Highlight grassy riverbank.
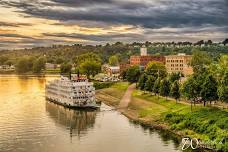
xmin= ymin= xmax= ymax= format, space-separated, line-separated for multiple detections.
xmin=96 ymin=87 xmax=228 ymax=151
xmin=96 ymin=82 xmax=129 ymax=106
xmin=131 ymin=90 xmax=228 ymax=151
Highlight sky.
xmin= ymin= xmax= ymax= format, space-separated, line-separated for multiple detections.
xmin=0 ymin=0 xmax=228 ymax=50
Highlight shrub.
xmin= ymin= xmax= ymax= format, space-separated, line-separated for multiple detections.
xmin=94 ymin=82 xmax=114 ymax=90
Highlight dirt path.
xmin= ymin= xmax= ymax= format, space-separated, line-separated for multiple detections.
xmin=118 ymin=83 xmax=136 ymax=109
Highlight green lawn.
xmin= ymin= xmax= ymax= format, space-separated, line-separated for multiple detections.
xmin=45 ymin=68 xmax=60 ymax=74
xmin=111 ymin=82 xmax=129 ymax=91
xmin=131 ymin=90 xmax=228 ymax=151
xmin=95 ymin=82 xmax=129 ymax=106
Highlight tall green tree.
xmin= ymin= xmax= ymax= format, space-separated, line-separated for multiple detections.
xmin=217 ymin=72 xmax=228 ymax=103
xmin=108 ymin=55 xmax=119 ymax=66
xmin=144 ymin=75 xmax=156 ymax=93
xmin=170 ymin=80 xmax=180 ymax=103
xmin=153 ymin=77 xmax=161 ymax=96
xmin=60 ymin=63 xmax=72 ymax=74
xmin=33 ymin=57 xmax=46 ymax=73
xmin=138 ymin=73 xmax=147 ymax=90
xmin=182 ymin=76 xmax=198 ymax=111
xmin=75 ymin=52 xmax=101 ymax=66
xmin=159 ymin=79 xmax=170 ymax=99
xmin=190 ymin=50 xmax=212 ymax=73
xmin=146 ymin=61 xmax=167 ymax=78
xmin=209 ymin=55 xmax=228 ymax=81
xmin=55 ymin=57 xmax=64 ymax=64
xmin=80 ymin=60 xmax=101 ymax=79
xmin=169 ymin=72 xmax=181 ymax=83
xmin=200 ymin=75 xmax=218 ymax=106
xmin=0 ymin=56 xmax=8 ymax=65
xmin=126 ymin=65 xmax=140 ymax=83
xmin=16 ymin=57 xmax=30 ymax=73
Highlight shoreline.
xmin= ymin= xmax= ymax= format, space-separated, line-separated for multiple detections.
xmin=100 ymin=95 xmax=184 ymax=137
xmin=0 ymin=73 xmax=60 ymax=76
xmin=96 ymin=87 xmax=219 ymax=151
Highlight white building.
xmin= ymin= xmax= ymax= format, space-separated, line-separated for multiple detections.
xmin=140 ymin=46 xmax=147 ymax=56
xmin=0 ymin=65 xmax=15 ymax=70
xmin=45 ymin=63 xmax=59 ymax=69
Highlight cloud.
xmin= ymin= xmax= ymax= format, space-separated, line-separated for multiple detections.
xmin=0 ymin=21 xmax=31 ymax=27
xmin=0 ymin=33 xmax=32 ymax=39
xmin=0 ymin=0 xmax=228 ymax=49
xmin=1 ymin=0 xmax=228 ymax=29
xmin=44 ymin=32 xmax=143 ymax=42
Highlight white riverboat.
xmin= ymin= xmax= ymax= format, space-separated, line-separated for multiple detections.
xmin=45 ymin=75 xmax=99 ymax=109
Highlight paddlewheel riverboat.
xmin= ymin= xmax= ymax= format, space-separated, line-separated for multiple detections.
xmin=45 ymin=75 xmax=99 ymax=109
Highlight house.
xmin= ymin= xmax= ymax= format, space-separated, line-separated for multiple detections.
xmin=0 ymin=65 xmax=15 ymax=70
xmin=102 ymin=64 xmax=120 ymax=77
xmin=45 ymin=63 xmax=59 ymax=69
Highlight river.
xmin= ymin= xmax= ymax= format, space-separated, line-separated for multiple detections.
xmin=0 ymin=75 xmax=182 ymax=152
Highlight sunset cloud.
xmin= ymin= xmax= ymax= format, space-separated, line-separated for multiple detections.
xmin=0 ymin=0 xmax=227 ymax=49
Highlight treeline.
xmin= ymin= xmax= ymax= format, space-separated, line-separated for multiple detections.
xmin=15 ymin=56 xmax=46 ymax=73
xmin=9 ymin=52 xmax=103 ymax=77
xmin=122 ymin=51 xmax=228 ymax=105
xmin=0 ymin=39 xmax=228 ymax=67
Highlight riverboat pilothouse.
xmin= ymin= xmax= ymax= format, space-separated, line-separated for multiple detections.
xmin=45 ymin=74 xmax=99 ymax=109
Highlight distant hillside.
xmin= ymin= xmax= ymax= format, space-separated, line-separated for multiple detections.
xmin=0 ymin=42 xmax=227 ymax=65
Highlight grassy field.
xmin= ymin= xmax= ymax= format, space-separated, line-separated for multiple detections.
xmin=45 ymin=68 xmax=60 ymax=74
xmin=131 ymin=90 xmax=228 ymax=151
xmin=96 ymin=82 xmax=129 ymax=106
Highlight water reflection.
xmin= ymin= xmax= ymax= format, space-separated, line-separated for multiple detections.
xmin=0 ymin=75 xmax=182 ymax=152
xmin=130 ymin=120 xmax=181 ymax=149
xmin=46 ymin=101 xmax=97 ymax=137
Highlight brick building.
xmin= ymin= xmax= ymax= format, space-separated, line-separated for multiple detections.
xmin=130 ymin=55 xmax=165 ymax=66
xmin=165 ymin=53 xmax=193 ymax=76
xmin=130 ymin=46 xmax=165 ymax=67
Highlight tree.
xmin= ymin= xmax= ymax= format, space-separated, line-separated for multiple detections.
xmin=75 ymin=52 xmax=102 ymax=79
xmin=190 ymin=50 xmax=212 ymax=73
xmin=56 ymin=57 xmax=64 ymax=64
xmin=0 ymin=56 xmax=8 ymax=65
xmin=153 ymin=77 xmax=161 ymax=96
xmin=194 ymin=40 xmax=204 ymax=46
xmin=120 ymin=69 xmax=127 ymax=80
xmin=126 ymin=65 xmax=140 ymax=83
xmin=205 ymin=40 xmax=213 ymax=45
xmin=144 ymin=75 xmax=156 ymax=93
xmin=138 ymin=73 xmax=147 ymax=90
xmin=75 ymin=52 xmax=101 ymax=66
xmin=80 ymin=60 xmax=101 ymax=79
xmin=60 ymin=63 xmax=72 ymax=74
xmin=169 ymin=72 xmax=181 ymax=83
xmin=109 ymin=55 xmax=119 ymax=66
xmin=146 ymin=61 xmax=167 ymax=78
xmin=159 ymin=79 xmax=170 ymax=99
xmin=182 ymin=76 xmax=198 ymax=111
xmin=170 ymin=80 xmax=180 ymax=103
xmin=16 ymin=57 xmax=30 ymax=73
xmin=27 ymin=56 xmax=36 ymax=71
xmin=200 ymin=75 xmax=218 ymax=106
xmin=33 ymin=57 xmax=46 ymax=73
xmin=222 ymin=38 xmax=228 ymax=45
xmin=4 ymin=60 xmax=13 ymax=66
xmin=217 ymin=72 xmax=228 ymax=103
xmin=217 ymin=55 xmax=228 ymax=77
xmin=209 ymin=55 xmax=228 ymax=83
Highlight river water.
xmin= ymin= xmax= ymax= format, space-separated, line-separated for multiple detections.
xmin=0 ymin=75 xmax=182 ymax=152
